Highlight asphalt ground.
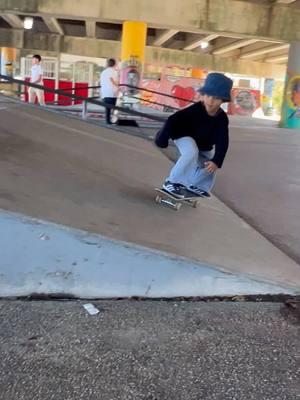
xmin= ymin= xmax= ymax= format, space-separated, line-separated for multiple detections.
xmin=0 ymin=299 xmax=299 ymax=400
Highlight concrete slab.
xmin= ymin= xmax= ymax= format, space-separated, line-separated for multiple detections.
xmin=214 ymin=116 xmax=300 ymax=266
xmin=1 ymin=210 xmax=293 ymax=298
xmin=0 ymin=100 xmax=300 ymax=292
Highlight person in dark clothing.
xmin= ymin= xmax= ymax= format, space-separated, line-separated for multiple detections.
xmin=155 ymin=72 xmax=233 ymax=198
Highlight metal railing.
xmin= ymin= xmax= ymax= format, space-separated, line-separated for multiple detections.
xmin=119 ymin=83 xmax=197 ymax=105
xmin=0 ymin=74 xmax=167 ymax=124
xmin=0 ymin=74 xmax=198 ymax=115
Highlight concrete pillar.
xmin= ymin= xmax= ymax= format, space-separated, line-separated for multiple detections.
xmin=262 ymin=78 xmax=275 ymax=115
xmin=120 ymin=21 xmax=147 ymax=95
xmin=1 ymin=47 xmax=16 ymax=77
xmin=280 ymin=42 xmax=300 ymax=129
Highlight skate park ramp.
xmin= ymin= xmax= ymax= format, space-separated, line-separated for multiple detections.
xmin=0 ymin=96 xmax=300 ymax=297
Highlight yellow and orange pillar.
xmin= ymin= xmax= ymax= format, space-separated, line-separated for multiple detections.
xmin=119 ymin=21 xmax=147 ymax=94
xmin=1 ymin=47 xmax=16 ymax=77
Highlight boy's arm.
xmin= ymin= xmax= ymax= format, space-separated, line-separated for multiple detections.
xmin=154 ymin=113 xmax=178 ymax=148
xmin=110 ymin=77 xmax=118 ymax=87
xmin=110 ymin=70 xmax=119 ymax=88
xmin=210 ymin=117 xmax=229 ymax=168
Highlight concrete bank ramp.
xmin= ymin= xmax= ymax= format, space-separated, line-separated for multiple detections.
xmin=0 ymin=98 xmax=299 ymax=296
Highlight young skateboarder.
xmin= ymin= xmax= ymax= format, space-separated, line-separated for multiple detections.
xmin=155 ymin=72 xmax=233 ymax=198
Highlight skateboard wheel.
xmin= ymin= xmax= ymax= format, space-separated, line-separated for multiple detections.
xmin=155 ymin=195 xmax=162 ymax=203
xmin=192 ymin=201 xmax=198 ymax=208
xmin=175 ymin=203 xmax=181 ymax=211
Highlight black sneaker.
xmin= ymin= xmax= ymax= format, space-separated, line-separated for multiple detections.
xmin=163 ymin=181 xmax=186 ymax=198
xmin=188 ymin=185 xmax=211 ymax=198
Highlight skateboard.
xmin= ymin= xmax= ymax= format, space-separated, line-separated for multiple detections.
xmin=155 ymin=188 xmax=200 ymax=211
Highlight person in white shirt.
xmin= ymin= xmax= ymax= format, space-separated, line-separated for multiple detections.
xmin=100 ymin=58 xmax=119 ymax=124
xmin=28 ymin=54 xmax=45 ymax=106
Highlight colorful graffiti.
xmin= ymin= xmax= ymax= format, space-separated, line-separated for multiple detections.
xmin=287 ymin=75 xmax=300 ymax=118
xmin=171 ymin=85 xmax=196 ymax=108
xmin=119 ymin=58 xmax=141 ymax=95
xmin=140 ymin=75 xmax=204 ymax=111
xmin=228 ymin=88 xmax=261 ymax=116
xmin=281 ymin=74 xmax=300 ymax=129
xmin=261 ymin=78 xmax=275 ymax=115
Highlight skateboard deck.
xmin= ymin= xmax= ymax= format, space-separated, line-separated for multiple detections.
xmin=155 ymin=188 xmax=200 ymax=210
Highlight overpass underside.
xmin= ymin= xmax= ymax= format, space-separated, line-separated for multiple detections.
xmin=1 ymin=0 xmax=300 ymax=78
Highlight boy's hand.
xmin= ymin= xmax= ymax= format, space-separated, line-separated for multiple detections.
xmin=204 ymin=161 xmax=218 ymax=173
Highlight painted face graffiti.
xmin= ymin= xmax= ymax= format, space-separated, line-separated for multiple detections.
xmin=286 ymin=76 xmax=300 ymax=119
xmin=291 ymin=79 xmax=300 ymax=108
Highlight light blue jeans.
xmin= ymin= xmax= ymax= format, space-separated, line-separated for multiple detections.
xmin=167 ymin=137 xmax=216 ymax=191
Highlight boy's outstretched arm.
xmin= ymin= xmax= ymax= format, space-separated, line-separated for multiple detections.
xmin=154 ymin=114 xmax=178 ymax=148
xmin=210 ymin=117 xmax=229 ymax=169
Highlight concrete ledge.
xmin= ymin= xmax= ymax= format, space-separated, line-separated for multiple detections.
xmin=0 ymin=210 xmax=295 ymax=298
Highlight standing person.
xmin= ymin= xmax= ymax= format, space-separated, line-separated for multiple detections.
xmin=155 ymin=72 xmax=233 ymax=198
xmin=28 ymin=54 xmax=45 ymax=106
xmin=100 ymin=58 xmax=119 ymax=124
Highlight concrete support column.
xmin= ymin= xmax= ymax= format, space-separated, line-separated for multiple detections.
xmin=120 ymin=21 xmax=147 ymax=95
xmin=262 ymin=78 xmax=275 ymax=115
xmin=280 ymin=42 xmax=300 ymax=129
xmin=1 ymin=47 xmax=16 ymax=77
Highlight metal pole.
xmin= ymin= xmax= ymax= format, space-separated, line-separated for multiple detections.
xmin=82 ymin=100 xmax=88 ymax=120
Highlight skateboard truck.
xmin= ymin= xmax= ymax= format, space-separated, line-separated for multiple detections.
xmin=155 ymin=188 xmax=199 ymax=211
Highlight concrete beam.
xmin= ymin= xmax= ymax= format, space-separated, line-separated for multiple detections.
xmin=86 ymin=21 xmax=96 ymax=38
xmin=146 ymin=45 xmax=286 ymax=79
xmin=212 ymin=39 xmax=258 ymax=55
xmin=0 ymin=28 xmax=23 ymax=48
xmin=2 ymin=13 xmax=23 ymax=29
xmin=152 ymin=29 xmax=178 ymax=47
xmin=1 ymin=29 xmax=286 ymax=79
xmin=183 ymin=34 xmax=219 ymax=51
xmin=43 ymin=17 xmax=64 ymax=35
xmin=265 ymin=54 xmax=289 ymax=63
xmin=62 ymin=36 xmax=120 ymax=59
xmin=240 ymin=43 xmax=289 ymax=59
xmin=23 ymin=31 xmax=62 ymax=53
xmin=1 ymin=0 xmax=300 ymax=42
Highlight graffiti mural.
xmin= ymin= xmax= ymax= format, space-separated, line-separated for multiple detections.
xmin=228 ymin=88 xmax=261 ymax=116
xmin=140 ymin=75 xmax=204 ymax=111
xmin=281 ymin=74 xmax=300 ymax=128
xmin=287 ymin=76 xmax=300 ymax=119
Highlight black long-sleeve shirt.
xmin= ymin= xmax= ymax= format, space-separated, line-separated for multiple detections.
xmin=155 ymin=102 xmax=229 ymax=168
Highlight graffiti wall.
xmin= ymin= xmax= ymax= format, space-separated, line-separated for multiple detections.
xmin=281 ymin=74 xmax=300 ymax=128
xmin=228 ymin=88 xmax=261 ymax=116
xmin=140 ymin=75 xmax=204 ymax=111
